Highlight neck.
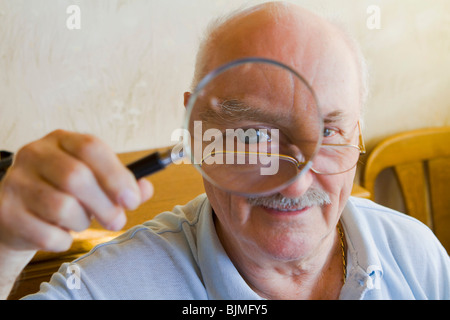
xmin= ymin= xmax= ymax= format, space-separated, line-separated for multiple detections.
xmin=214 ymin=216 xmax=345 ymax=300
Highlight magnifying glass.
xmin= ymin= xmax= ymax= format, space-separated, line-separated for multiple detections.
xmin=127 ymin=57 xmax=323 ymax=196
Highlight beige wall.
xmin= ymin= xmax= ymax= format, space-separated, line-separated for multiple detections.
xmin=1 ymin=0 xmax=449 ymax=197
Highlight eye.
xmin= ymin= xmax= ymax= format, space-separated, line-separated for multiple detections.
xmin=237 ymin=129 xmax=271 ymax=144
xmin=323 ymin=127 xmax=337 ymax=138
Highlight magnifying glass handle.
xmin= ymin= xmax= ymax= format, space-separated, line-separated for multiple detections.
xmin=0 ymin=151 xmax=14 ymax=182
xmin=126 ymin=148 xmax=177 ymax=180
xmin=0 ymin=148 xmax=178 ymax=183
xmin=127 ymin=152 xmax=167 ymax=180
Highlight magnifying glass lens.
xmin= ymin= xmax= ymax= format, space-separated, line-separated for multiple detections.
xmin=184 ymin=58 xmax=323 ymax=196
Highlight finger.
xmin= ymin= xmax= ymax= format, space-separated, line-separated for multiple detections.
xmin=37 ymin=146 xmax=126 ymax=231
xmin=19 ymin=210 xmax=73 ymax=252
xmin=0 ymin=202 xmax=73 ymax=252
xmin=16 ymin=172 xmax=91 ymax=232
xmin=57 ymin=131 xmax=142 ymax=210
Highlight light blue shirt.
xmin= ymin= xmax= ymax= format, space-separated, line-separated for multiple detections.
xmin=23 ymin=195 xmax=450 ymax=300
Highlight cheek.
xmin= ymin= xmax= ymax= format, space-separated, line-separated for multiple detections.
xmin=317 ymin=169 xmax=355 ymax=215
xmin=203 ymin=180 xmax=250 ymax=229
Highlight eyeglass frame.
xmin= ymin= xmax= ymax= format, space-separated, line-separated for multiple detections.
xmin=285 ymin=120 xmax=366 ymax=175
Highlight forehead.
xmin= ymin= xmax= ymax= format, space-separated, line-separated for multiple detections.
xmin=193 ymin=59 xmax=360 ymax=135
xmin=203 ymin=8 xmax=362 ymax=125
xmin=193 ymin=61 xmax=321 ymax=126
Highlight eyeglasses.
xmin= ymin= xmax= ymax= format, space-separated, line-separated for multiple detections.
xmin=199 ymin=121 xmax=366 ymax=194
xmin=282 ymin=120 xmax=366 ymax=175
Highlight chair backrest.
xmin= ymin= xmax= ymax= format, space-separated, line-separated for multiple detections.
xmin=363 ymin=127 xmax=450 ymax=253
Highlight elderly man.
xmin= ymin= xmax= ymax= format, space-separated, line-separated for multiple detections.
xmin=0 ymin=2 xmax=449 ymax=300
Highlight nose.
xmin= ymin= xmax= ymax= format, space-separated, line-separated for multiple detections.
xmin=277 ymin=169 xmax=314 ymax=199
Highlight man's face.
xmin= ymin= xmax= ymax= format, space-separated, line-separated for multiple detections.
xmin=191 ymin=8 xmax=362 ymax=263
xmin=202 ymin=88 xmax=361 ymax=262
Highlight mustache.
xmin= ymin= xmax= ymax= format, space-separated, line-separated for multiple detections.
xmin=247 ymin=187 xmax=331 ymax=210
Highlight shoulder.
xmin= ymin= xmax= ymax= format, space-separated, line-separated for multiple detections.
xmin=75 ymin=193 xmax=210 ymax=273
xmin=80 ymin=194 xmax=209 ymax=260
xmin=344 ymin=197 xmax=450 ymax=299
xmin=347 ymin=196 xmax=432 ymax=236
xmin=24 ymin=194 xmax=210 ymax=300
xmin=346 ymin=196 xmax=445 ymax=254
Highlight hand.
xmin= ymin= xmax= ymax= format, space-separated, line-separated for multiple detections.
xmin=0 ymin=130 xmax=153 ymax=253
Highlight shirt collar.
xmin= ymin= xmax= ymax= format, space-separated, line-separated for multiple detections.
xmin=339 ymin=197 xmax=384 ymax=299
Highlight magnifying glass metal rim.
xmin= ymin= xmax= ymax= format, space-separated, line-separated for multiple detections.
xmin=183 ymin=56 xmax=324 ymax=197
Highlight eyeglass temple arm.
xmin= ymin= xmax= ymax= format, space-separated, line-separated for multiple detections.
xmin=358 ymin=121 xmax=366 ymax=154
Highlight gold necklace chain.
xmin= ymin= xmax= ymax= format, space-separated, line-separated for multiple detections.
xmin=337 ymin=223 xmax=347 ymax=284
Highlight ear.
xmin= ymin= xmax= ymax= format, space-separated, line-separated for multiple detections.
xmin=183 ymin=92 xmax=191 ymax=108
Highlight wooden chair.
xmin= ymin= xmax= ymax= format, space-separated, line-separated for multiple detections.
xmin=363 ymin=127 xmax=450 ymax=253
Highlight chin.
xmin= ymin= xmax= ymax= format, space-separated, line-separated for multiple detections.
xmin=251 ymin=228 xmax=319 ymax=262
xmin=248 ymin=208 xmax=337 ymax=262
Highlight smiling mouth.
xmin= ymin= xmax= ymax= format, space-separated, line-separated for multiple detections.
xmin=261 ymin=205 xmax=309 ymax=212
xmin=259 ymin=205 xmax=312 ymax=216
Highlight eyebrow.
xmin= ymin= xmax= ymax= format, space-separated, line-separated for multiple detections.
xmin=323 ymin=110 xmax=347 ymax=124
xmin=199 ymin=99 xmax=287 ymax=125
xmin=200 ymin=99 xmax=346 ymax=131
